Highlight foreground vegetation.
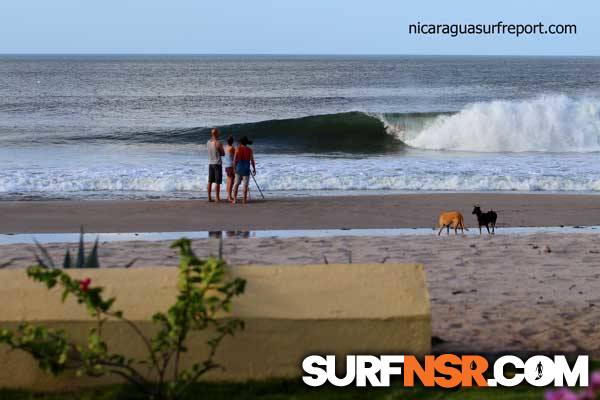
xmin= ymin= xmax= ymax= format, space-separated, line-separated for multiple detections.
xmin=0 ymin=236 xmax=245 ymax=400
xmin=0 ymin=380 xmax=549 ymax=400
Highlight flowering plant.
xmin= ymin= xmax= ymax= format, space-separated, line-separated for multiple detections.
xmin=545 ymin=371 xmax=600 ymax=400
xmin=0 ymin=238 xmax=245 ymax=400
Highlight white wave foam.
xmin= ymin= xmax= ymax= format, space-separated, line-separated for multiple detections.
xmin=4 ymin=174 xmax=600 ymax=193
xmin=3 ymin=161 xmax=600 ymax=195
xmin=382 ymin=95 xmax=600 ymax=152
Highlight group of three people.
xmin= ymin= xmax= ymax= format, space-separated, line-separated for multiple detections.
xmin=207 ymin=128 xmax=257 ymax=204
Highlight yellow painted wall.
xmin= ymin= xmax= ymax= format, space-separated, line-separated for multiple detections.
xmin=0 ymin=264 xmax=430 ymax=390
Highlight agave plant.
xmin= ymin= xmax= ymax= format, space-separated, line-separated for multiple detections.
xmin=33 ymin=228 xmax=134 ymax=269
xmin=61 ymin=236 xmax=100 ymax=269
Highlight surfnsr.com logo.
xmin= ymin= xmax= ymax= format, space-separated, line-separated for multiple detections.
xmin=302 ymin=355 xmax=589 ymax=388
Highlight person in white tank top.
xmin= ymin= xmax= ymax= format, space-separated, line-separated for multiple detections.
xmin=223 ymin=135 xmax=236 ymax=201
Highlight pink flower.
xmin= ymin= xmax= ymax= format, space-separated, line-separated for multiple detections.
xmin=577 ymin=388 xmax=596 ymax=400
xmin=590 ymin=371 xmax=600 ymax=391
xmin=546 ymin=371 xmax=600 ymax=400
xmin=545 ymin=388 xmax=578 ymax=400
xmin=79 ymin=278 xmax=91 ymax=293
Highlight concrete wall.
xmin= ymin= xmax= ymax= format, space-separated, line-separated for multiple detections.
xmin=0 ymin=264 xmax=430 ymax=390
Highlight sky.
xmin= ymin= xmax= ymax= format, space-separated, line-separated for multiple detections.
xmin=1 ymin=0 xmax=598 ymax=55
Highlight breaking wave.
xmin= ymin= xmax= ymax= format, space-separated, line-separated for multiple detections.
xmin=26 ymin=95 xmax=599 ymax=154
xmin=382 ymin=95 xmax=600 ymax=152
xmin=67 ymin=112 xmax=401 ymax=153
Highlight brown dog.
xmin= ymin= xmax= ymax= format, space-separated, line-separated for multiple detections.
xmin=437 ymin=211 xmax=467 ymax=235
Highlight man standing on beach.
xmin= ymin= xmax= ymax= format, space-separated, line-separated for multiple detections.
xmin=207 ymin=128 xmax=225 ymax=202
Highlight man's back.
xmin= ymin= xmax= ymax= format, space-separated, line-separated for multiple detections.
xmin=207 ymin=139 xmax=222 ymax=165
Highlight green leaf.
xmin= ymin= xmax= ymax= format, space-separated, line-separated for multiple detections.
xmin=85 ymin=237 xmax=100 ymax=269
xmin=34 ymin=240 xmax=55 ymax=269
xmin=63 ymin=249 xmax=73 ymax=269
xmin=75 ymin=228 xmax=85 ymax=268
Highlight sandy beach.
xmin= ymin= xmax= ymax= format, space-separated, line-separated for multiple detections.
xmin=2 ymin=232 xmax=599 ymax=357
xmin=2 ymin=193 xmax=600 ymax=356
xmin=2 ymin=193 xmax=600 ymax=233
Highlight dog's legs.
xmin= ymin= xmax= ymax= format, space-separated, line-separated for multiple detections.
xmin=438 ymin=226 xmax=444 ymax=236
xmin=479 ymin=225 xmax=482 ymax=235
xmin=447 ymin=225 xmax=450 ymax=235
xmin=492 ymin=223 xmax=495 ymax=234
xmin=486 ymin=225 xmax=490 ymax=235
xmin=454 ymin=226 xmax=458 ymax=235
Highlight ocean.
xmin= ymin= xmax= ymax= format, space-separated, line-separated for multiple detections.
xmin=1 ymin=55 xmax=599 ymax=200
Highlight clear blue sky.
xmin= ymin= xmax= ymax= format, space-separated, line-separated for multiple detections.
xmin=1 ymin=0 xmax=598 ymax=55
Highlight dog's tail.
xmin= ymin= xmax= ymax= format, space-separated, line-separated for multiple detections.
xmin=459 ymin=215 xmax=469 ymax=231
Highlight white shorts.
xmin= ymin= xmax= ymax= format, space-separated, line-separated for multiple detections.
xmin=235 ymin=174 xmax=249 ymax=188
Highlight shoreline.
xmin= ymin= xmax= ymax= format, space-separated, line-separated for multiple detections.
xmin=2 ymin=193 xmax=600 ymax=233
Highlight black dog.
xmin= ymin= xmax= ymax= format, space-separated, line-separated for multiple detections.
xmin=472 ymin=205 xmax=497 ymax=235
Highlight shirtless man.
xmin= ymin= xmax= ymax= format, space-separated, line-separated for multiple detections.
xmin=207 ymin=128 xmax=225 ymax=202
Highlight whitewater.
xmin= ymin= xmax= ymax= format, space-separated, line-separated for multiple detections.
xmin=3 ymin=149 xmax=600 ymax=197
xmin=385 ymin=95 xmax=600 ymax=152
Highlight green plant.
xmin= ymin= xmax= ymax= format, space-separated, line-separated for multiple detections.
xmin=33 ymin=228 xmax=136 ymax=269
xmin=0 ymin=238 xmax=246 ymax=400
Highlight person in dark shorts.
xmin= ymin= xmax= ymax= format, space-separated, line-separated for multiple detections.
xmin=223 ymin=135 xmax=236 ymax=201
xmin=207 ymin=128 xmax=225 ymax=202
xmin=232 ymin=136 xmax=256 ymax=204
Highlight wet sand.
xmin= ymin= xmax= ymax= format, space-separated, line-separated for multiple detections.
xmin=2 ymin=233 xmax=600 ymax=356
xmin=2 ymin=193 xmax=600 ymax=233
